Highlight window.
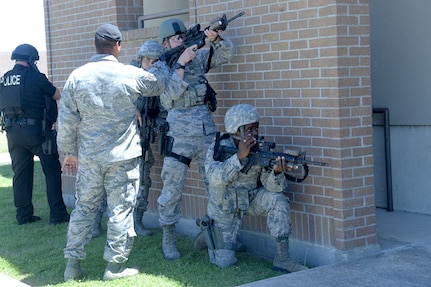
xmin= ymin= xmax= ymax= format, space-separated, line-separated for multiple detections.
xmin=139 ymin=0 xmax=189 ymax=28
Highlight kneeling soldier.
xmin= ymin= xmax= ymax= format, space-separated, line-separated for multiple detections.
xmin=201 ymin=104 xmax=308 ymax=272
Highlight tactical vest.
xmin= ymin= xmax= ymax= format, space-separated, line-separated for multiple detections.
xmin=0 ymin=69 xmax=27 ymax=117
xmin=166 ymin=67 xmax=208 ymax=109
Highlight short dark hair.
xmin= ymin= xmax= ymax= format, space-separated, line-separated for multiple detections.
xmin=95 ymin=34 xmax=119 ymax=54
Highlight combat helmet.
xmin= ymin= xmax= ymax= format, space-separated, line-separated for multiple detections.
xmin=137 ymin=40 xmax=166 ymax=60
xmin=11 ymin=44 xmax=39 ymax=63
xmin=158 ymin=18 xmax=186 ymax=43
xmin=224 ymin=104 xmax=260 ymax=134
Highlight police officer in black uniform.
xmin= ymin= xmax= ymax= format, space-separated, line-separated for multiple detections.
xmin=0 ymin=44 xmax=70 ymax=225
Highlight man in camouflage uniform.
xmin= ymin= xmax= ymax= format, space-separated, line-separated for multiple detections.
xmin=58 ymin=23 xmax=167 ymax=281
xmin=91 ymin=40 xmax=167 ymax=238
xmin=203 ymin=104 xmax=309 ymax=272
xmin=156 ymin=18 xmax=234 ymax=260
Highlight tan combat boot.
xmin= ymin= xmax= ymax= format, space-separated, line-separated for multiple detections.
xmin=162 ymin=224 xmax=180 ymax=260
xmin=64 ymin=258 xmax=86 ymax=282
xmin=272 ymin=238 xmax=309 ymax=273
xmin=103 ymin=262 xmax=139 ymax=281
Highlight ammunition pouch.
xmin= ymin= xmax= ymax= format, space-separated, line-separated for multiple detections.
xmin=163 ymin=136 xmax=192 ymax=166
xmin=170 ymin=83 xmax=207 ymax=109
xmin=42 ymin=129 xmax=58 ymax=155
xmin=196 ymin=215 xmax=235 ymax=251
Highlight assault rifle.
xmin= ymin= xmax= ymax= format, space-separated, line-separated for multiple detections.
xmin=161 ymin=11 xmax=245 ymax=67
xmin=213 ymin=132 xmax=328 ymax=183
xmin=130 ymin=60 xmax=159 ymax=162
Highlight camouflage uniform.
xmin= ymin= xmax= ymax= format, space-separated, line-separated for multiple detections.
xmin=205 ymin=135 xmax=292 ymax=257
xmin=155 ymin=20 xmax=234 ymax=260
xmin=203 ymin=104 xmax=308 ymax=272
xmin=157 ymin=38 xmax=234 ymax=227
xmin=58 ymin=53 xmax=165 ymax=264
xmin=91 ymin=41 xmax=175 ymax=239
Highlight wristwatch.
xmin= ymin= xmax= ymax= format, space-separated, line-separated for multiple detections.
xmin=174 ymin=62 xmax=186 ymax=70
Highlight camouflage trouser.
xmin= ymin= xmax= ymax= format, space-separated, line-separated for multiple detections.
xmin=92 ymin=148 xmax=154 ymax=218
xmin=64 ymin=157 xmax=140 ymax=263
xmin=157 ymin=133 xmax=214 ymax=226
xmin=209 ymin=187 xmax=293 ymax=245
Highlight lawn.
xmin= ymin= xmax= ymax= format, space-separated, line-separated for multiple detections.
xmin=0 ymin=161 xmax=281 ymax=286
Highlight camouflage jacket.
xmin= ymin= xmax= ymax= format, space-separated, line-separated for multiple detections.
xmin=205 ymin=134 xmax=288 ymax=213
xmin=159 ymin=38 xmax=234 ymax=137
xmin=58 ymin=54 xmax=165 ymax=162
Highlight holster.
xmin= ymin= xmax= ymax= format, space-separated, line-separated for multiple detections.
xmin=158 ymin=121 xmax=169 ymax=156
xmin=197 ymin=215 xmax=216 ymax=250
xmin=196 ymin=215 xmax=235 ymax=251
xmin=204 ymin=82 xmax=217 ymax=112
xmin=42 ymin=130 xmax=57 ymax=155
xmin=163 ymin=136 xmax=192 ymax=166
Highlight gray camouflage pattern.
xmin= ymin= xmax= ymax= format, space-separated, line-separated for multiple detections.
xmin=137 ymin=39 xmax=166 ymax=60
xmin=157 ymin=38 xmax=234 ymax=226
xmin=58 ymin=54 xmax=165 ymax=161
xmin=64 ymin=157 xmax=139 ymax=262
xmin=205 ymin=135 xmax=292 ymax=245
xmin=224 ymin=104 xmax=260 ymax=134
xmin=59 ymin=54 xmax=165 ymax=263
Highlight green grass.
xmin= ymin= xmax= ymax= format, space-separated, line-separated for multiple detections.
xmin=0 ymin=162 xmax=281 ymax=286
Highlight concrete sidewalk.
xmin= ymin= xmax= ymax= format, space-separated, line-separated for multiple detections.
xmin=239 ymin=209 xmax=431 ymax=287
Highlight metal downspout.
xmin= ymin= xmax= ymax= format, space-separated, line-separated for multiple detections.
xmin=373 ymin=108 xmax=393 ymax=211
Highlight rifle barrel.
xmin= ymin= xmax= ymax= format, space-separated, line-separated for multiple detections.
xmin=227 ymin=11 xmax=245 ymax=23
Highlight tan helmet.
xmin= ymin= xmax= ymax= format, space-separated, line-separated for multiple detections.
xmin=224 ymin=104 xmax=260 ymax=134
xmin=158 ymin=18 xmax=186 ymax=43
xmin=136 ymin=40 xmax=166 ymax=60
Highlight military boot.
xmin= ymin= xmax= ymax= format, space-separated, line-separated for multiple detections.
xmin=162 ymin=225 xmax=180 ymax=260
xmin=64 ymin=258 xmax=86 ymax=282
xmin=133 ymin=209 xmax=152 ymax=236
xmin=103 ymin=262 xmax=139 ymax=281
xmin=272 ymin=238 xmax=309 ymax=273
xmin=92 ymin=208 xmax=103 ymax=238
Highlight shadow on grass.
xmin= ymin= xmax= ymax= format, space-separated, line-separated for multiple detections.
xmin=0 ymin=164 xmax=280 ymax=287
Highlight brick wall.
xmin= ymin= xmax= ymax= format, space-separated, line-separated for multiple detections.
xmin=45 ymin=0 xmax=378 ymax=263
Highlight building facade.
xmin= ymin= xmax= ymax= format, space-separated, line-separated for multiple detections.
xmin=44 ymin=0 xmax=379 ymax=267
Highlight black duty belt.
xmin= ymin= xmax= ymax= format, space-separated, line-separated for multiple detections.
xmin=8 ymin=118 xmax=42 ymax=126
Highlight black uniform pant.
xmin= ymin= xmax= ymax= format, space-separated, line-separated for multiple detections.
xmin=6 ymin=124 xmax=69 ymax=224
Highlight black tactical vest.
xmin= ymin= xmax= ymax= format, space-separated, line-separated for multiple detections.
xmin=0 ymin=68 xmax=27 ymax=117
